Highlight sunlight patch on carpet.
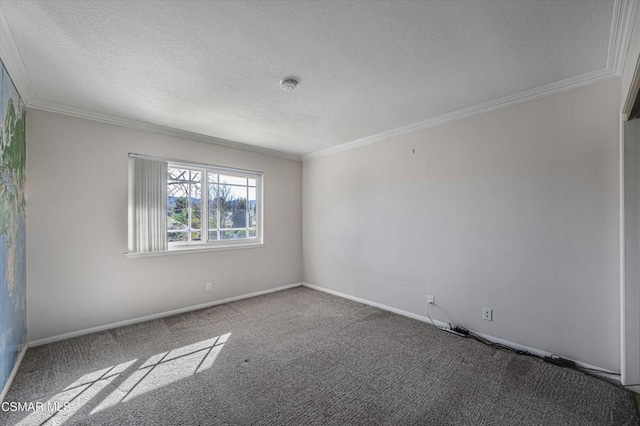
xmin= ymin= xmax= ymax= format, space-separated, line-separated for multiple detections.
xmin=14 ymin=334 xmax=229 ymax=425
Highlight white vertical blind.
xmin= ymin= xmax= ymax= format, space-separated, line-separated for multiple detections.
xmin=128 ymin=156 xmax=168 ymax=253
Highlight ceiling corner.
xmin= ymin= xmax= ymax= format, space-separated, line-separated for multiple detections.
xmin=0 ymin=6 xmax=36 ymax=104
xmin=28 ymin=98 xmax=302 ymax=162
xmin=608 ymin=0 xmax=639 ymax=75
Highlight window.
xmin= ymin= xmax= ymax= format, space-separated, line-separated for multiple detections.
xmin=127 ymin=154 xmax=262 ymax=256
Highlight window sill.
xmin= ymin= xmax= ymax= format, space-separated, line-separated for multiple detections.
xmin=125 ymin=242 xmax=264 ymax=258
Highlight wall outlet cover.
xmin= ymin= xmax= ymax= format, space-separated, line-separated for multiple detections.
xmin=483 ymin=307 xmax=492 ymax=321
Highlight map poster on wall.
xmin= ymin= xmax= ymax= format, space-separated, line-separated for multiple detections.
xmin=0 ymin=59 xmax=26 ymax=393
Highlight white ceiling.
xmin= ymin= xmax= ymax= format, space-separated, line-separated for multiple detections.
xmin=0 ymin=1 xmax=629 ymax=158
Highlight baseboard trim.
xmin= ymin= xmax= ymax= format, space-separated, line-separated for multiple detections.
xmin=302 ymin=282 xmax=450 ymax=329
xmin=0 ymin=344 xmax=28 ymax=404
xmin=28 ymin=282 xmax=303 ymax=347
xmin=626 ymin=385 xmax=640 ymax=394
xmin=302 ymin=282 xmax=620 ymax=382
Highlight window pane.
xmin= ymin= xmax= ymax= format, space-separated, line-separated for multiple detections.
xmin=208 ymin=184 xmax=218 ymax=231
xmin=168 ymin=167 xmax=188 ymax=181
xmin=220 ymin=185 xmax=247 ymax=229
xmin=219 ymin=174 xmax=247 ymax=186
xmin=208 ymin=211 xmax=218 ymax=230
xmin=248 ymin=187 xmax=257 ymax=228
xmin=221 ymin=230 xmax=246 ymax=240
xmin=190 ymin=176 xmax=202 ymax=241
xmin=168 ymin=231 xmax=188 ymax=242
xmin=168 ymin=168 xmax=188 ymax=236
xmin=165 ymin=162 xmax=260 ymax=247
xmin=168 ymin=197 xmax=188 ymax=230
xmin=168 ymin=182 xmax=188 ymax=199
xmin=168 ymin=166 xmax=202 ymax=244
xmin=168 ymin=161 xmax=189 ymax=232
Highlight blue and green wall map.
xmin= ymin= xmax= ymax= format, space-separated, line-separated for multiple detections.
xmin=0 ymin=58 xmax=26 ymax=393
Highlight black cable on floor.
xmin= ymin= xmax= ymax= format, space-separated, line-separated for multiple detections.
xmin=444 ymin=324 xmax=638 ymax=391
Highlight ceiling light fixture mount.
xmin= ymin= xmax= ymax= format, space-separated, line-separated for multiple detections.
xmin=280 ymin=77 xmax=299 ymax=92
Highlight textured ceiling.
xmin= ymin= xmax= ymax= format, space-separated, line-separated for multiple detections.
xmin=0 ymin=1 xmax=615 ymax=156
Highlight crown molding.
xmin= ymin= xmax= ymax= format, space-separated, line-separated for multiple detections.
xmin=302 ymin=0 xmax=638 ymax=161
xmin=28 ymin=99 xmax=301 ymax=161
xmin=0 ymin=6 xmax=300 ymax=162
xmin=608 ymin=0 xmax=638 ymax=75
xmin=1 ymin=2 xmax=633 ymax=164
xmin=302 ymin=67 xmax=617 ymax=161
xmin=0 ymin=6 xmax=36 ymax=103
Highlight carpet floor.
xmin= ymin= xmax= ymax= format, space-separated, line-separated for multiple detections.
xmin=1 ymin=286 xmax=638 ymax=425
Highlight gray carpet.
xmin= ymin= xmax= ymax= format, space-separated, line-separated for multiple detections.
xmin=1 ymin=286 xmax=637 ymax=425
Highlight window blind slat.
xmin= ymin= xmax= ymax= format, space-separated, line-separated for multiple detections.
xmin=128 ymin=157 xmax=168 ymax=253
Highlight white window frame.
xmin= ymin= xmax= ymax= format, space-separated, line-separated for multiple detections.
xmin=166 ymin=165 xmax=203 ymax=245
xmin=127 ymin=154 xmax=264 ymax=258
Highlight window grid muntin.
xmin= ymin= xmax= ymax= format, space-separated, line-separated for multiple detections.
xmin=167 ymin=166 xmax=204 ymax=243
xmin=214 ymin=172 xmax=255 ymax=241
xmin=168 ymin=163 xmax=261 ymax=247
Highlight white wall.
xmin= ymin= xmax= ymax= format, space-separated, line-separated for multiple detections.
xmin=26 ymin=109 xmax=302 ymax=341
xmin=303 ymin=78 xmax=622 ymax=371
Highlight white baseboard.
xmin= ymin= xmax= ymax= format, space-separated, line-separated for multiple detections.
xmin=302 ymin=282 xmax=450 ymax=329
xmin=625 ymin=385 xmax=640 ymax=394
xmin=302 ymin=282 xmax=621 ymax=382
xmin=0 ymin=344 xmax=28 ymax=403
xmin=29 ymin=282 xmax=303 ymax=347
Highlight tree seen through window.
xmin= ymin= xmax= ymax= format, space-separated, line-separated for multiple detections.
xmin=167 ymin=166 xmax=257 ymax=244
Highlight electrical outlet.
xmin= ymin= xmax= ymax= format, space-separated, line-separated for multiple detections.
xmin=482 ymin=307 xmax=492 ymax=321
xmin=206 ymin=282 xmax=212 ymax=292
xmin=427 ymin=295 xmax=435 ymax=305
